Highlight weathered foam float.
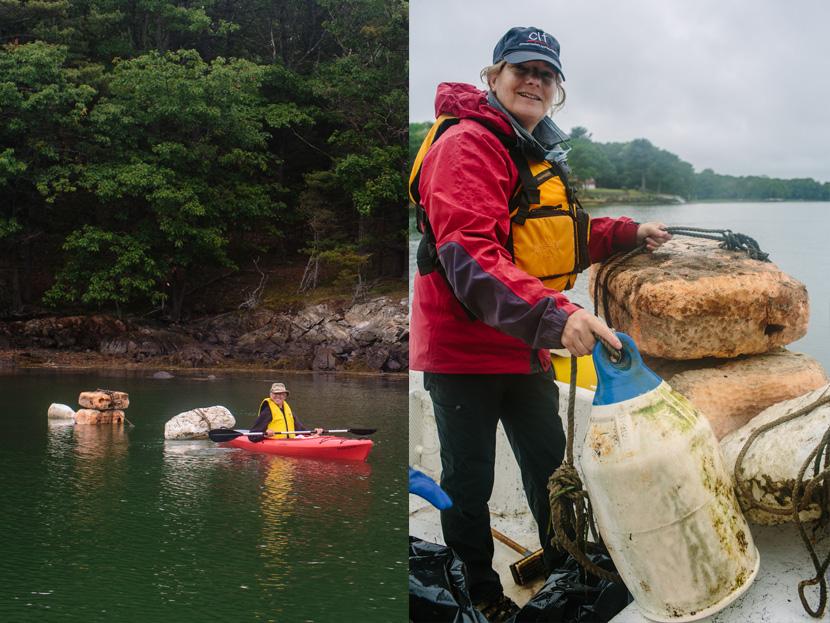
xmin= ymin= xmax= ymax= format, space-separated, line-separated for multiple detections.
xmin=590 ymin=238 xmax=809 ymax=360
xmin=581 ymin=333 xmax=758 ymax=622
xmin=164 ymin=406 xmax=235 ymax=440
xmin=75 ymin=409 xmax=125 ymax=424
xmin=78 ymin=390 xmax=130 ymax=410
xmin=643 ymin=350 xmax=827 ymax=439
xmin=721 ymin=384 xmax=830 ymax=526
xmin=47 ymin=403 xmax=75 ymax=420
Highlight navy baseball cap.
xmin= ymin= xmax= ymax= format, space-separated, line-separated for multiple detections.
xmin=493 ymin=26 xmax=564 ymax=80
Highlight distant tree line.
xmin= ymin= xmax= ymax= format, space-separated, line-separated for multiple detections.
xmin=409 ymin=122 xmax=830 ymax=202
xmin=1 ymin=0 xmax=407 ymax=320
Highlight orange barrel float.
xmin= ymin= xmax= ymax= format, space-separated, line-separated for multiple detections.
xmin=580 ymin=333 xmax=759 ymax=621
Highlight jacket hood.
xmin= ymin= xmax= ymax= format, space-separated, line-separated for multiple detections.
xmin=434 ymin=82 xmax=514 ymax=141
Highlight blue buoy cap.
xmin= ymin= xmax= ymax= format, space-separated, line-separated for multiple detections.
xmin=592 ymin=332 xmax=662 ymax=405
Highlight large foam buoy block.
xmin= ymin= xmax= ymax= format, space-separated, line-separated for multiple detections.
xmin=580 ymin=333 xmax=759 ymax=622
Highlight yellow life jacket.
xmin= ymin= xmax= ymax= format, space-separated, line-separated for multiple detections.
xmin=260 ymin=398 xmax=297 ymax=439
xmin=409 ymin=114 xmax=591 ymax=292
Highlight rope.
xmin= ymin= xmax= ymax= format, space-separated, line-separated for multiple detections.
xmin=548 ymin=353 xmax=622 ymax=583
xmin=94 ymin=388 xmax=134 ymax=427
xmin=733 ymin=387 xmax=830 ymax=618
xmin=663 ymin=227 xmax=769 ymax=262
xmin=795 ymin=427 xmax=830 ymax=618
xmin=192 ymin=407 xmax=215 ymax=436
xmin=593 ymin=244 xmax=644 ymax=329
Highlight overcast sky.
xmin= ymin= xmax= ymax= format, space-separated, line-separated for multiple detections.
xmin=410 ymin=0 xmax=830 ymax=182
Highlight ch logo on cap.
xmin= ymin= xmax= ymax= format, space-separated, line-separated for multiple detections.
xmin=526 ymin=31 xmax=552 ymax=48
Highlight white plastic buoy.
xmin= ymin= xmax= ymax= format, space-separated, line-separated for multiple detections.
xmin=47 ymin=403 xmax=75 ymax=420
xmin=580 ymin=333 xmax=759 ymax=622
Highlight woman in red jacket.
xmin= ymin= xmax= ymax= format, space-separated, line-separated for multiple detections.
xmin=410 ymin=26 xmax=670 ymax=621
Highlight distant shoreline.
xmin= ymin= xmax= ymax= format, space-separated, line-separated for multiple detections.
xmin=0 ymin=296 xmax=409 ymax=375
xmin=0 ymin=348 xmax=406 ymax=378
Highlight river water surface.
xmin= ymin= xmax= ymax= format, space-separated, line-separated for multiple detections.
xmin=0 ymin=369 xmax=407 ymax=622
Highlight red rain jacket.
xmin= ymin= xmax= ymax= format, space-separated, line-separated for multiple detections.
xmin=409 ymin=83 xmax=638 ymax=374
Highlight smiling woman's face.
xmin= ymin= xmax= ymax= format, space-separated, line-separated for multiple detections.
xmin=270 ymin=391 xmax=287 ymax=405
xmin=489 ymin=60 xmax=557 ymax=132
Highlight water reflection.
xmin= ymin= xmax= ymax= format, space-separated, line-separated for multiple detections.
xmin=45 ymin=419 xmax=75 ymax=458
xmin=259 ymin=457 xmax=295 ymax=591
xmin=68 ymin=426 xmax=130 ymax=529
xmin=254 ymin=454 xmax=374 ymax=618
xmin=72 ymin=424 xmax=129 ymax=461
xmin=2 ymin=370 xmax=406 ymax=622
xmin=162 ymin=439 xmax=234 ymax=458
xmin=292 ymin=459 xmax=372 ymax=522
xmin=155 ymin=437 xmax=238 ymax=613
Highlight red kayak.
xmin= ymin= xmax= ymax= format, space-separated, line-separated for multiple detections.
xmin=224 ymin=435 xmax=373 ymax=462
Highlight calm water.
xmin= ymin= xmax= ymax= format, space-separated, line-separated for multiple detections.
xmin=410 ymin=201 xmax=830 ymax=370
xmin=0 ymin=370 xmax=407 ymax=622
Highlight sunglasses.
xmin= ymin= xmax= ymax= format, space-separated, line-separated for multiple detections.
xmin=506 ymin=63 xmax=558 ymax=86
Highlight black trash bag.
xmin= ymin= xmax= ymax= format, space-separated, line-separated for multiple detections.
xmin=510 ymin=550 xmax=632 ymax=623
xmin=409 ymin=537 xmax=488 ymax=623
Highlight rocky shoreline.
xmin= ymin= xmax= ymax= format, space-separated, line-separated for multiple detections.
xmin=0 ymin=296 xmax=408 ymax=373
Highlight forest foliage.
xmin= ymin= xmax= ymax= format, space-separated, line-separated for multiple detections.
xmin=1 ymin=0 xmax=408 ymax=320
xmin=410 ymin=122 xmax=830 ymax=201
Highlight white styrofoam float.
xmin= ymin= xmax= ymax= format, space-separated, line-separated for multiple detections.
xmin=581 ymin=333 xmax=759 ymax=622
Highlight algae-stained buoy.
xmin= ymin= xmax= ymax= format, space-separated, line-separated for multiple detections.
xmin=580 ymin=333 xmax=759 ymax=622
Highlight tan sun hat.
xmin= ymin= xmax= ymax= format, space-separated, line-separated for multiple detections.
xmin=270 ymin=382 xmax=289 ymax=395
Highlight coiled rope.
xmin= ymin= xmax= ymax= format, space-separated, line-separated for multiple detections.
xmin=547 ymin=341 xmax=622 ymax=584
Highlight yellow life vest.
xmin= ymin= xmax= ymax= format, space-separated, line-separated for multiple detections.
xmin=259 ymin=398 xmax=297 ymax=439
xmin=409 ymin=114 xmax=591 ymax=292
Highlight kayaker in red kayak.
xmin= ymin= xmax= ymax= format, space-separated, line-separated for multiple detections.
xmin=249 ymin=382 xmax=323 ymax=440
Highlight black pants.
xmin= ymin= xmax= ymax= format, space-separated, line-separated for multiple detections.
xmin=424 ymin=370 xmax=566 ymax=603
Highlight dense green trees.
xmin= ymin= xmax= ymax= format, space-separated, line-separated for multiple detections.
xmin=567 ymin=130 xmax=829 ymax=201
xmin=1 ymin=0 xmax=407 ymax=319
xmin=409 ymin=120 xmax=829 ymax=202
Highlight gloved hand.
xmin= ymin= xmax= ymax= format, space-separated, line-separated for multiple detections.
xmin=409 ymin=466 xmax=452 ymax=510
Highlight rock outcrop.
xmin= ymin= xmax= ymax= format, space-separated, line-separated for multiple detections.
xmin=0 ymin=296 xmax=408 ymax=372
xmin=721 ymin=384 xmax=830 ymax=525
xmin=591 ymin=238 xmax=809 ymax=359
xmin=192 ymin=296 xmax=408 ymax=372
xmin=164 ymin=406 xmax=235 ymax=439
xmin=644 ymin=350 xmax=828 ymax=439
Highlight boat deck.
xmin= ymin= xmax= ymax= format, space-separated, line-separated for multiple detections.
xmin=409 ymin=373 xmax=829 ymax=622
xmin=410 ymin=493 xmax=827 ymax=622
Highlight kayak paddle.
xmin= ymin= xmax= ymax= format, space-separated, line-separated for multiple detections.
xmin=208 ymin=428 xmax=377 ymax=442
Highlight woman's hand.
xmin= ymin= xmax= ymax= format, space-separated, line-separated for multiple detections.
xmin=561 ymin=309 xmax=620 ymax=357
xmin=312 ymin=428 xmax=325 ymax=436
xmin=637 ymin=222 xmax=672 ymax=251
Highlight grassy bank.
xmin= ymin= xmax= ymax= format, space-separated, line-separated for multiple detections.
xmin=579 ymin=188 xmax=685 ymax=206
